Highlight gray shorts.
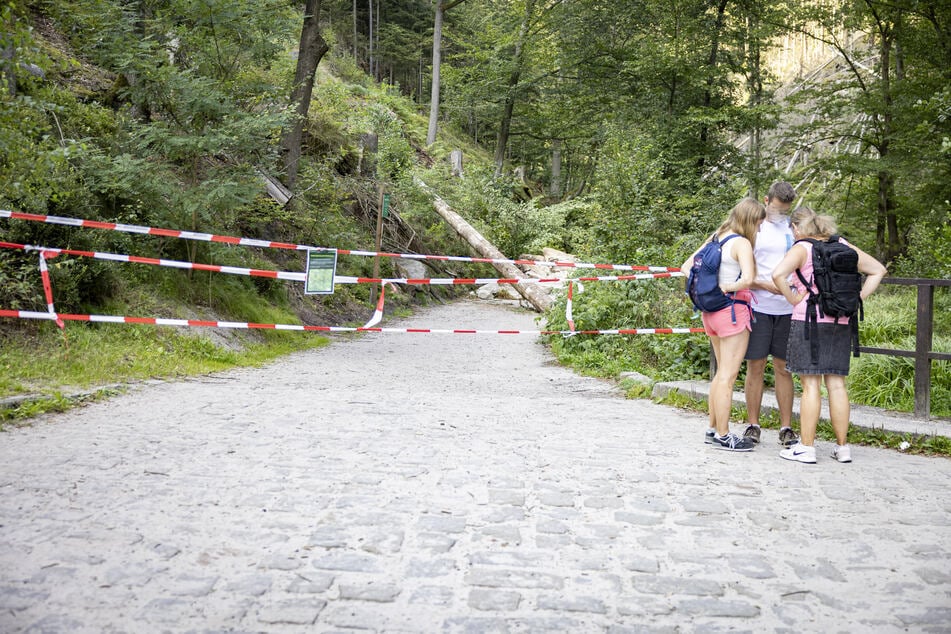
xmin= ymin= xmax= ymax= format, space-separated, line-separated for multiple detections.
xmin=745 ymin=312 xmax=791 ymax=361
xmin=785 ymin=320 xmax=853 ymax=376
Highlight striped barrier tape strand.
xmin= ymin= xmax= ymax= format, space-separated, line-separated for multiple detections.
xmin=38 ymin=251 xmax=64 ymax=329
xmin=0 ymin=309 xmax=706 ymax=336
xmin=1 ymin=209 xmax=679 ymax=273
xmin=0 ymin=241 xmax=307 ymax=281
xmin=0 ymin=241 xmax=683 ymax=285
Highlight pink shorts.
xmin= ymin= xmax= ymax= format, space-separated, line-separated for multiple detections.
xmin=701 ymin=291 xmax=753 ymax=338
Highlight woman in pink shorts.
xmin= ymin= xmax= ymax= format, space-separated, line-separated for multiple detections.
xmin=682 ymin=198 xmax=764 ymax=451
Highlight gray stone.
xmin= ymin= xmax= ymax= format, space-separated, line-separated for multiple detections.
xmin=615 ymin=511 xmax=664 ymax=526
xmin=537 ymin=491 xmax=575 ymax=507
xmin=465 ymin=568 xmax=564 ymax=590
xmin=728 ymin=555 xmax=776 ymax=579
xmin=583 ymin=496 xmax=623 ymax=509
xmin=406 ymin=557 xmax=456 ymax=577
xmin=631 ymin=575 xmax=723 ymax=597
xmin=417 ymin=514 xmax=468 ymax=533
xmin=622 ymin=556 xmax=659 ymax=573
xmin=895 ymin=607 xmax=951 ymax=626
xmin=262 ymin=554 xmax=303 ymax=571
xmin=256 ymin=599 xmax=325 ymax=625
xmin=441 ymin=616 xmax=511 ymax=633
xmin=680 ymin=496 xmax=730 ymax=514
xmin=224 ymin=574 xmax=272 ymax=596
xmin=311 ymin=552 xmax=382 ymax=573
xmin=287 ymin=573 xmax=335 ymax=593
xmin=307 ymin=526 xmax=349 ymax=548
xmin=677 ymin=598 xmax=760 ymax=617
xmin=915 ymin=567 xmax=951 ymax=585
xmin=138 ymin=598 xmax=192 ymax=623
xmin=478 ymin=526 xmax=522 ymax=545
xmin=417 ymin=532 xmax=457 ymax=553
xmin=469 ymin=551 xmax=549 ymax=567
xmin=360 ymin=529 xmax=405 ymax=554
xmin=469 ymin=589 xmax=521 ymax=611
xmin=169 ymin=574 xmax=218 ymax=597
xmin=0 ymin=586 xmax=50 ymax=611
xmin=537 ymin=594 xmax=607 ymax=614
xmin=409 ymin=585 xmax=454 ymax=606
xmin=537 ymin=520 xmax=568 ymax=534
xmin=338 ymin=581 xmax=401 ymax=602
xmin=488 ymin=489 xmax=525 ymax=505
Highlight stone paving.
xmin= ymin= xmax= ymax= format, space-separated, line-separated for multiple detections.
xmin=1 ymin=299 xmax=950 ymax=633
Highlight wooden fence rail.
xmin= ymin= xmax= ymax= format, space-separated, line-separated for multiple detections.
xmin=859 ymin=278 xmax=951 ymax=419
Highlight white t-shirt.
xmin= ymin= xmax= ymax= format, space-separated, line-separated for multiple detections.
xmin=751 ymin=217 xmax=794 ymax=315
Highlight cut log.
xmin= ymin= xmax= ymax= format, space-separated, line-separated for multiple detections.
xmin=259 ymin=171 xmax=293 ymax=207
xmin=415 ymin=178 xmax=553 ymax=313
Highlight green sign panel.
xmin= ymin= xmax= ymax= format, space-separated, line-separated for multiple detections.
xmin=305 ymin=249 xmax=338 ymax=295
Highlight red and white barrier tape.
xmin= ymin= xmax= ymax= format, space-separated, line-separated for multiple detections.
xmin=362 ymin=283 xmax=392 ymax=329
xmin=0 ymin=240 xmax=306 ymax=282
xmin=0 ymin=241 xmax=683 ymax=286
xmin=38 ymin=251 xmax=64 ymax=329
xmin=1 ymin=209 xmax=679 ymax=273
xmin=0 ymin=309 xmax=705 ymax=336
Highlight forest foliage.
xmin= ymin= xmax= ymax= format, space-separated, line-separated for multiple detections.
xmin=0 ymin=0 xmax=949 ymax=412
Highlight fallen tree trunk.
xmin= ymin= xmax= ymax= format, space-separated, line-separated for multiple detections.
xmin=416 ymin=178 xmax=553 ymax=313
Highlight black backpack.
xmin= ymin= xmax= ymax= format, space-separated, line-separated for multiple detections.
xmin=686 ymin=233 xmax=750 ymax=323
xmin=794 ymin=236 xmax=864 ymax=362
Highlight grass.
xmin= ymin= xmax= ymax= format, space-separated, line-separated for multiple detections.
xmin=645 ymin=384 xmax=951 ymax=458
xmin=0 ymin=317 xmax=328 ymax=430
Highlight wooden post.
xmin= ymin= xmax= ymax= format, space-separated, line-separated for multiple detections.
xmin=914 ymin=282 xmax=934 ymax=419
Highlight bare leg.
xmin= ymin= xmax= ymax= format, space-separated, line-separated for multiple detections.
xmin=825 ymin=374 xmax=850 ymax=444
xmin=707 ymin=335 xmax=721 ymax=431
xmin=744 ymin=357 xmax=767 ymax=425
xmin=773 ymin=358 xmax=794 ymax=428
xmin=798 ymin=374 xmax=822 ymax=446
xmin=710 ymin=331 xmax=750 ymax=436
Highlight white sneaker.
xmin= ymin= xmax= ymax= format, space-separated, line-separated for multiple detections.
xmin=780 ymin=442 xmax=817 ymax=464
xmin=832 ymin=445 xmax=852 ymax=463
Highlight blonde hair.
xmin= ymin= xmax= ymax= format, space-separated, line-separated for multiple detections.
xmin=716 ymin=197 xmax=765 ymax=247
xmin=790 ymin=206 xmax=837 ymax=238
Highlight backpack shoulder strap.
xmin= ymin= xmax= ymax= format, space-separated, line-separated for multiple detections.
xmin=719 ymin=233 xmax=740 ymax=246
xmin=793 ymin=238 xmax=815 ymax=288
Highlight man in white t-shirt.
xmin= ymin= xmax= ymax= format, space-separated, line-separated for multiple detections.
xmin=743 ymin=181 xmax=800 ymax=447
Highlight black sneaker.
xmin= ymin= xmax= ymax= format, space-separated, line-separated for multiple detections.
xmin=704 ymin=428 xmax=716 ymax=444
xmin=743 ymin=425 xmax=761 ymax=444
xmin=778 ymin=427 xmax=800 ymax=448
xmin=711 ymin=432 xmax=755 ymax=452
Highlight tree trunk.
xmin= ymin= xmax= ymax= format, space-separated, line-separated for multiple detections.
xmin=550 ymin=139 xmax=562 ymax=197
xmin=426 ymin=3 xmax=444 ymax=145
xmin=698 ymin=0 xmax=729 ymax=170
xmin=415 ymin=179 xmax=553 ymax=312
xmin=493 ymin=0 xmax=536 ymax=178
xmin=352 ymin=0 xmax=358 ymax=59
xmin=427 ymin=0 xmax=467 ymax=146
xmin=368 ymin=0 xmax=374 ymax=79
xmin=876 ymin=26 xmax=902 ymax=263
xmin=282 ymin=0 xmax=329 ymax=190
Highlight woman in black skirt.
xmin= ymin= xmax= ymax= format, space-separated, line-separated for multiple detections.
xmin=770 ymin=207 xmax=887 ymax=464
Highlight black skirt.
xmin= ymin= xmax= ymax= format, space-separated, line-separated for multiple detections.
xmin=785 ymin=319 xmax=853 ymax=376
